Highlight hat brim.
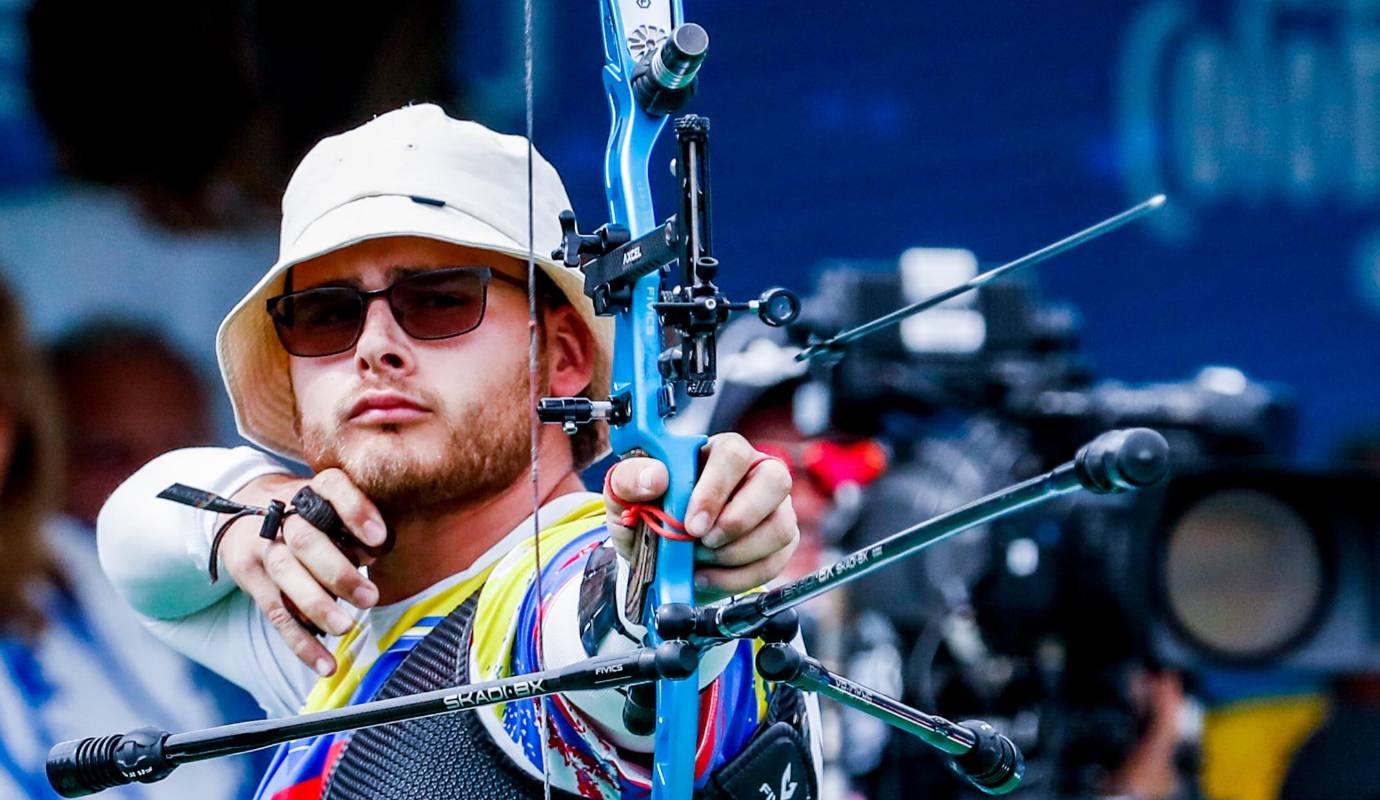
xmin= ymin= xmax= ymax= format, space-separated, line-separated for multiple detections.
xmin=217 ymin=195 xmax=612 ymax=463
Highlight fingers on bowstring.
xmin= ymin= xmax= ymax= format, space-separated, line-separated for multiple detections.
xmin=262 ymin=539 xmax=357 ymax=639
xmin=282 ymin=515 xmax=380 ymax=610
xmin=310 ymin=469 xmax=388 ymax=550
xmin=286 ymin=469 xmax=383 ymax=608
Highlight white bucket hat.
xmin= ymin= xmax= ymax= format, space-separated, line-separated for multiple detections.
xmin=216 ymin=104 xmax=612 ymax=462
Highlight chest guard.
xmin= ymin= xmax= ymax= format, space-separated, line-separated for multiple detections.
xmin=323 ymin=592 xmax=817 ymax=799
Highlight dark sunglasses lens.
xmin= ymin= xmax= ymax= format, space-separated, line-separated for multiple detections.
xmin=391 ymin=270 xmax=487 ymax=340
xmin=272 ymin=288 xmax=364 ymax=356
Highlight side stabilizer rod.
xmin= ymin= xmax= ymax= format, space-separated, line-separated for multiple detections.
xmin=756 ymin=643 xmax=1023 ymax=795
xmin=706 ymin=428 xmax=1170 ymax=639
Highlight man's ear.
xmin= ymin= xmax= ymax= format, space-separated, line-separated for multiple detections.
xmin=545 ymin=305 xmax=596 ymax=397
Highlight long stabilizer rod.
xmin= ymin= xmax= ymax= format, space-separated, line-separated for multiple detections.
xmin=796 ymin=195 xmax=1166 ymax=361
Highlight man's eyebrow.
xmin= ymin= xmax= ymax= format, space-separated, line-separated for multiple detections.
xmin=384 ymin=265 xmax=432 ymax=283
xmin=304 ymin=277 xmax=362 ymax=290
xmin=299 ymin=266 xmax=435 ymax=291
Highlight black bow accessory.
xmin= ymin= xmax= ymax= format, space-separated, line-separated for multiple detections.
xmin=155 ymin=483 xmax=378 ymax=583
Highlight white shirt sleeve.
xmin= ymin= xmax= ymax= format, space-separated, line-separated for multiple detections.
xmin=96 ymin=446 xmax=319 ymax=718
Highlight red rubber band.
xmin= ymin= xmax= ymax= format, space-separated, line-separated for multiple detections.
xmin=603 ymin=454 xmax=786 ymax=543
xmin=603 ymin=468 xmax=694 ymax=541
xmin=745 ymin=453 xmax=785 ymax=476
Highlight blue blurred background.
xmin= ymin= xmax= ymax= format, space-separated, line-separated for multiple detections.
xmin=0 ymin=0 xmax=1374 ymax=461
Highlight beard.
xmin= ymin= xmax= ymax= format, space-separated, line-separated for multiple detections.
xmin=295 ymin=357 xmax=537 ymax=518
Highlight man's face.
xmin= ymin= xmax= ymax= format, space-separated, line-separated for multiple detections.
xmin=288 ymin=236 xmax=539 ymax=512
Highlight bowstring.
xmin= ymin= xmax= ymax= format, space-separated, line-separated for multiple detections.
xmin=522 ymin=0 xmax=552 ymax=797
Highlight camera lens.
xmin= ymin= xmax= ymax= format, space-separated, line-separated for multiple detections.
xmin=1163 ymin=490 xmax=1324 ymax=659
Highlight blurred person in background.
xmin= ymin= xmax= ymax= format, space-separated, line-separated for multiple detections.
xmin=702 ymin=288 xmax=1198 ymax=799
xmin=734 ymin=392 xmax=896 ymax=800
xmin=840 ymin=428 xmax=1191 ymax=800
xmin=677 ymin=320 xmax=889 ymax=628
xmin=843 ymin=435 xmax=1190 ymax=800
xmin=0 ymin=280 xmax=242 ymax=798
xmin=46 ymin=318 xmax=273 ymax=793
xmin=48 ymin=320 xmax=214 ymax=528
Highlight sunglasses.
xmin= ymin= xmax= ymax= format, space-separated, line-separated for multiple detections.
xmin=265 ymin=267 xmax=528 ymax=357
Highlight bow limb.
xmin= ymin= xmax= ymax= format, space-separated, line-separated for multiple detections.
xmin=599 ymin=2 xmax=702 ymax=799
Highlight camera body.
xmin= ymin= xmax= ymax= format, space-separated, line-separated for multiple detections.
xmin=791 ymin=256 xmax=1380 ymax=796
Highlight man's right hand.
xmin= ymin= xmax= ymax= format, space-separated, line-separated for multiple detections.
xmin=217 ymin=469 xmax=388 ymax=677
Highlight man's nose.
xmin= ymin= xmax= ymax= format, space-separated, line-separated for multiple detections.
xmin=354 ymin=296 xmax=414 ymax=374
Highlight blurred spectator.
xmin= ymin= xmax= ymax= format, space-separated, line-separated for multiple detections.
xmin=704 ymin=313 xmax=1194 ymax=798
xmin=0 ymin=265 xmax=64 ymax=643
xmin=26 ymin=0 xmax=458 ymax=231
xmin=0 ymin=292 xmax=243 ymax=799
xmin=727 ymin=383 xmax=887 ymax=582
xmin=48 ymin=320 xmax=213 ymax=528
xmin=842 ymin=424 xmax=1197 ymax=800
xmin=45 ymin=317 xmax=274 ymax=795
xmin=685 ymin=320 xmax=888 ymax=584
xmin=732 ymin=385 xmax=896 ymax=800
xmin=1274 ymin=428 xmax=1380 ymax=800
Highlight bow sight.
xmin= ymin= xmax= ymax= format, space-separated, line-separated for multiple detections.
xmin=540 ymin=115 xmax=801 ymax=429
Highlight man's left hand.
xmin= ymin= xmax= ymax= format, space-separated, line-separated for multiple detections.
xmin=604 ymin=432 xmax=799 ymax=598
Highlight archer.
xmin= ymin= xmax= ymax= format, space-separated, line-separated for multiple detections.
xmin=96 ymin=104 xmax=819 ymax=799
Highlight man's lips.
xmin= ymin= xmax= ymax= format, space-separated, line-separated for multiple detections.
xmin=348 ymin=393 xmax=432 ymax=424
